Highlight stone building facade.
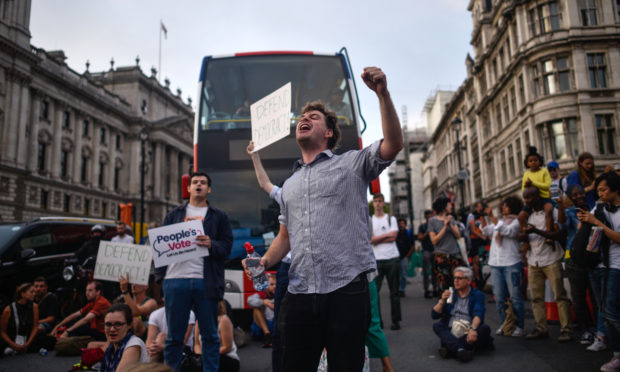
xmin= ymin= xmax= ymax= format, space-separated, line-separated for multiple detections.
xmin=0 ymin=0 xmax=194 ymax=224
xmin=425 ymin=0 xmax=620 ymax=211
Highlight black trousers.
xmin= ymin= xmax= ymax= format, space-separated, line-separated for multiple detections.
xmin=278 ymin=275 xmax=370 ymax=372
xmin=375 ymin=258 xmax=402 ymax=324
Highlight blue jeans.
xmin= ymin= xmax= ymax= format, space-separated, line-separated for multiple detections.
xmin=399 ymin=257 xmax=409 ymax=293
xmin=432 ymin=321 xmax=492 ymax=354
xmin=589 ymin=268 xmax=608 ymax=337
xmin=602 ymin=268 xmax=620 ymax=352
xmin=491 ymin=263 xmax=525 ymax=328
xmin=163 ymin=278 xmax=219 ymax=372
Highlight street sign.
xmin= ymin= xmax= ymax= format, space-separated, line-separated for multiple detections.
xmin=457 ymin=170 xmax=469 ymax=180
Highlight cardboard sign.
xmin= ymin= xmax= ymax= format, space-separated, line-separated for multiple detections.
xmin=250 ymin=82 xmax=292 ymax=151
xmin=94 ymin=242 xmax=152 ymax=285
xmin=148 ymin=219 xmax=208 ymax=268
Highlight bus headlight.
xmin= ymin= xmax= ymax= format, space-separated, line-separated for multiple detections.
xmin=224 ymin=279 xmax=241 ymax=293
xmin=63 ymin=266 xmax=74 ymax=281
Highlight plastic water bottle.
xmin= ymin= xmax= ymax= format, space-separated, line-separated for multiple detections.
xmin=39 ymin=348 xmax=48 ymax=356
xmin=245 ymin=242 xmax=269 ymax=291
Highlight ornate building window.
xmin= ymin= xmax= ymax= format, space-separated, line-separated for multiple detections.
xmin=518 ymin=74 xmax=526 ymax=106
xmin=82 ymin=119 xmax=89 ymax=137
xmin=539 ymin=118 xmax=579 ymax=160
xmin=587 ymin=53 xmax=607 ymax=88
xmin=532 ymin=56 xmax=571 ymax=97
xmin=529 ymin=1 xmax=561 ymax=36
xmin=62 ymin=111 xmax=71 ymax=130
xmin=63 ymin=194 xmax=71 ymax=213
xmin=495 ymin=103 xmax=502 ymax=131
xmin=37 ymin=143 xmax=47 ymax=172
xmin=579 ymin=0 xmax=598 ymax=26
xmin=502 ymin=94 xmax=510 ymax=123
xmin=508 ymin=144 xmax=516 ymax=177
xmin=100 ymin=127 xmax=106 ymax=145
xmin=40 ymin=189 xmax=48 ymax=210
xmin=596 ymin=114 xmax=616 ymax=155
xmin=41 ymin=100 xmax=49 ymax=120
xmin=60 ymin=150 xmax=69 ymax=178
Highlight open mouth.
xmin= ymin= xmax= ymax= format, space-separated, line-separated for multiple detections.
xmin=298 ymin=123 xmax=311 ymax=133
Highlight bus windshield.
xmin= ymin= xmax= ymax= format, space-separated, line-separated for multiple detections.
xmin=199 ymin=54 xmax=355 ymax=131
xmin=196 ymin=53 xmax=361 ymax=255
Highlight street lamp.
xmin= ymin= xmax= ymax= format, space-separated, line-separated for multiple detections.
xmin=451 ymin=117 xmax=466 ymax=215
xmin=139 ymin=129 xmax=148 ymax=243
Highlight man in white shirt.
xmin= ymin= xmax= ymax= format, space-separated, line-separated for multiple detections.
xmin=519 ymin=185 xmax=572 ymax=343
xmin=111 ymin=221 xmax=134 ymax=244
xmin=155 ymin=172 xmax=233 ymax=372
xmin=371 ymin=193 xmax=402 ymax=330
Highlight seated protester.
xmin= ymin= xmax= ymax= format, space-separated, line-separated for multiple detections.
xmin=247 ymin=274 xmax=275 ymax=348
xmin=33 ymin=276 xmax=59 ymax=335
xmin=577 ymin=172 xmax=620 ymax=372
xmin=1 ymin=283 xmax=41 ymax=354
xmin=119 ymin=275 xmax=158 ymax=338
xmin=431 ymin=267 xmax=493 ymax=362
xmin=146 ymin=297 xmax=195 ymax=363
xmin=194 ymin=301 xmax=240 ymax=372
xmin=482 ymin=197 xmax=526 ymax=337
xmin=101 ymin=303 xmax=149 ymax=372
xmin=51 ymin=281 xmax=111 ymax=341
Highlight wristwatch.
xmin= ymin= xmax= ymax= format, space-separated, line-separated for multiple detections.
xmin=471 ymin=325 xmax=478 ymax=331
xmin=122 ymin=291 xmax=130 ymax=295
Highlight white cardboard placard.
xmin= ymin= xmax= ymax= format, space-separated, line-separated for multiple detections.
xmin=250 ymin=82 xmax=292 ymax=151
xmin=148 ymin=219 xmax=209 ymax=268
xmin=94 ymin=241 xmax=152 ymax=285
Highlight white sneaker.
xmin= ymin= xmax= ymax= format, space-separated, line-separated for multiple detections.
xmin=4 ymin=347 xmax=15 ymax=356
xmin=580 ymin=330 xmax=594 ymax=345
xmin=511 ymin=327 xmax=525 ymax=337
xmin=495 ymin=322 xmax=505 ymax=335
xmin=586 ymin=337 xmax=607 ymax=352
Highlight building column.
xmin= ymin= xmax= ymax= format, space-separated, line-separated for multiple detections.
xmin=50 ymin=102 xmax=63 ymax=179
xmin=27 ymin=92 xmax=41 ymax=172
xmin=153 ymin=142 xmax=163 ymax=199
xmin=128 ymin=137 xmax=141 ymax=196
xmin=573 ymin=47 xmax=589 ymax=90
xmin=16 ymin=83 xmax=30 ymax=168
xmin=169 ymin=148 xmax=179 ymax=202
xmin=92 ymin=122 xmax=101 ymax=187
xmin=72 ymin=112 xmax=84 ymax=183
xmin=565 ymin=0 xmax=580 ymax=29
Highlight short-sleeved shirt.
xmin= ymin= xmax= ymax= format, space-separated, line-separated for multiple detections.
xmin=371 ymin=215 xmax=400 ymax=260
xmin=418 ymin=223 xmax=434 ymax=252
xmin=278 ymin=140 xmax=392 ymax=294
xmin=37 ymin=292 xmax=59 ymax=324
xmin=149 ymin=307 xmax=196 ymax=347
xmin=126 ymin=335 xmax=149 ymax=363
xmin=526 ymin=208 xmax=563 ymax=267
xmin=594 ymin=205 xmax=620 ymax=270
xmin=428 ymin=217 xmax=460 ymax=256
xmin=80 ymin=296 xmax=111 ymax=333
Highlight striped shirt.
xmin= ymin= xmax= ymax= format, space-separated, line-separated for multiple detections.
xmin=279 ymin=140 xmax=392 ymax=294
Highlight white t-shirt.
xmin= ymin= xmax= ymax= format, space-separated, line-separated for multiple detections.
xmin=125 ymin=335 xmax=149 ymax=363
xmin=149 ymin=307 xmax=196 ymax=347
xmin=111 ymin=234 xmax=135 ymax=244
xmin=371 ymin=215 xmax=400 ymax=260
xmin=165 ymin=204 xmax=209 ymax=279
xmin=593 ymin=206 xmax=620 ymax=270
xmin=526 ymin=209 xmax=563 ymax=267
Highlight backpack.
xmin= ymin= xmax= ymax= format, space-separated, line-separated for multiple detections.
xmin=569 ymin=204 xmax=611 ymax=269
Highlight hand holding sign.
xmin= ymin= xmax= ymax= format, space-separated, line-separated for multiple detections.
xmin=250 ymin=82 xmax=292 ymax=152
xmin=148 ymin=219 xmax=209 ymax=268
xmin=94 ymin=242 xmax=152 ymax=285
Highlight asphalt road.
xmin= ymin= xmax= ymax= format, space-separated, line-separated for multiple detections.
xmin=0 ymin=271 xmax=612 ymax=371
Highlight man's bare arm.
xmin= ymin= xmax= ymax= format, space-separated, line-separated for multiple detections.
xmin=361 ymin=67 xmax=403 ymax=161
xmin=247 ymin=141 xmax=274 ymax=194
xmin=261 ymin=224 xmax=291 ymax=269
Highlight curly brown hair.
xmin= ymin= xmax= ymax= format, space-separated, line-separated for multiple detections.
xmin=301 ymin=101 xmax=341 ymax=150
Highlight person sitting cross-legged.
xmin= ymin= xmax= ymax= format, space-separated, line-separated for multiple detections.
xmin=431 ymin=266 xmax=493 ymax=362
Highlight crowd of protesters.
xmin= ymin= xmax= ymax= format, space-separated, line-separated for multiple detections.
xmin=420 ymin=150 xmax=620 ymax=371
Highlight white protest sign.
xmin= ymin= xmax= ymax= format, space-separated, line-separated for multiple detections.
xmin=94 ymin=242 xmax=152 ymax=285
xmin=250 ymin=82 xmax=292 ymax=152
xmin=148 ymin=219 xmax=208 ymax=268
